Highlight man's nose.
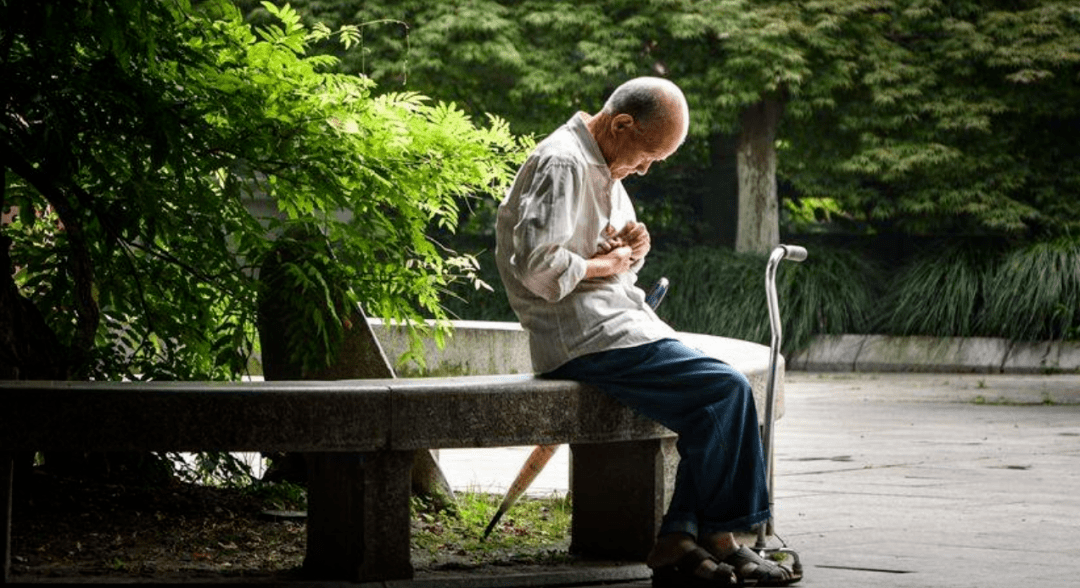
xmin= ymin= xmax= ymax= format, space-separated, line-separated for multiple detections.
xmin=635 ymin=161 xmax=651 ymax=176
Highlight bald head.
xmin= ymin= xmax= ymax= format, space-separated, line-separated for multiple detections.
xmin=601 ymin=77 xmax=689 ymax=144
xmin=586 ymin=77 xmax=689 ymax=180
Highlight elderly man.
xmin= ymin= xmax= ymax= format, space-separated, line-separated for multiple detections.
xmin=495 ymin=77 xmax=801 ymax=586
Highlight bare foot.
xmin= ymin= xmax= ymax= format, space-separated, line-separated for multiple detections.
xmin=701 ymin=532 xmax=740 ymax=559
xmin=647 ymin=533 xmax=734 ymax=582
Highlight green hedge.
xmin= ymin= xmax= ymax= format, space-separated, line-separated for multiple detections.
xmin=884 ymin=237 xmax=1080 ymax=342
xmin=983 ymin=239 xmax=1080 ymax=341
xmin=440 ymin=237 xmax=1080 ymax=354
xmin=639 ymin=245 xmax=879 ymax=355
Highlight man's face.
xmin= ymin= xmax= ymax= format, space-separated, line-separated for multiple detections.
xmin=604 ymin=102 xmax=686 ymax=181
xmin=607 ymin=124 xmax=683 ymax=181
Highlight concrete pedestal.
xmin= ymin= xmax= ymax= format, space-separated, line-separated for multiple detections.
xmin=1 ymin=453 xmax=11 ymax=585
xmin=569 ymin=438 xmax=678 ymax=560
xmin=304 ymin=451 xmax=414 ymax=582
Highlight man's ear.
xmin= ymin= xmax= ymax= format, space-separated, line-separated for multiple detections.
xmin=610 ymin=113 xmax=636 ymax=135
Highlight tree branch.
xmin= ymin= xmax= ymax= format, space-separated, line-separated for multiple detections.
xmin=0 ymin=159 xmax=6 ymax=215
xmin=0 ymin=138 xmax=99 ymax=360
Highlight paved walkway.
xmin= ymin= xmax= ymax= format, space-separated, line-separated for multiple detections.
xmin=423 ymin=372 xmax=1080 ymax=588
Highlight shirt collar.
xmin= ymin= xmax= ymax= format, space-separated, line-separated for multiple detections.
xmin=568 ymin=112 xmax=610 ymax=172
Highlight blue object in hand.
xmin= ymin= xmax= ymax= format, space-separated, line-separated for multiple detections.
xmin=645 ymin=277 xmax=669 ymax=310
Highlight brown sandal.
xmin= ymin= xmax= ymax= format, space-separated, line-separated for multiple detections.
xmin=652 ymin=545 xmax=738 ymax=587
xmin=723 ymin=545 xmax=802 ymax=586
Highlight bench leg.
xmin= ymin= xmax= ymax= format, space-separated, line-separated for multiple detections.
xmin=569 ymin=438 xmax=678 ymax=560
xmin=1 ymin=453 xmax=12 ymax=585
xmin=304 ymin=451 xmax=413 ymax=582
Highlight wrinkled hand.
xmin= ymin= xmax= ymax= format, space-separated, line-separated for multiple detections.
xmin=595 ymin=237 xmax=626 ymax=255
xmin=615 ymin=220 xmax=650 ymax=262
xmin=586 ymin=245 xmax=634 ymax=278
xmin=588 ymin=221 xmax=650 ymax=279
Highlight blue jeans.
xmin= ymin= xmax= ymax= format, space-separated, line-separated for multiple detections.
xmin=544 ymin=338 xmax=770 ymax=538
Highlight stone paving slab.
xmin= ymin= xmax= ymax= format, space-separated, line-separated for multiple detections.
xmin=426 ymin=372 xmax=1080 ymax=588
xmin=769 ymin=372 xmax=1080 ymax=588
xmin=789 ymin=371 xmax=1080 ymax=404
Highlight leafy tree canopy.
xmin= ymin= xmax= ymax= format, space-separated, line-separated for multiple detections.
xmin=1 ymin=0 xmax=525 ymax=380
xmin=258 ymin=0 xmax=1080 ymax=238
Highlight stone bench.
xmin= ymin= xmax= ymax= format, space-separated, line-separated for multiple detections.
xmin=0 ymin=320 xmax=783 ymax=584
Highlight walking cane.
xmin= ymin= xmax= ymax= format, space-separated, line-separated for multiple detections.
xmin=753 ymin=244 xmax=806 ymax=576
xmin=482 ymin=278 xmax=669 ymax=540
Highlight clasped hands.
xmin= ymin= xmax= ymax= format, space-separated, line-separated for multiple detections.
xmin=586 ymin=221 xmax=651 ymax=279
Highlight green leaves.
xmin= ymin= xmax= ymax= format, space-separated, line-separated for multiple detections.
xmin=255 ymin=1 xmax=306 ymax=52
xmin=982 ymin=238 xmax=1080 ymax=342
xmin=778 ymin=0 xmax=1080 ymax=236
xmin=881 ymin=237 xmax=1080 ymax=342
xmin=1 ymin=0 xmax=525 ymax=380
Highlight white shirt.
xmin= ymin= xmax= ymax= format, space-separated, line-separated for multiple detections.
xmin=495 ymin=112 xmax=676 ymax=373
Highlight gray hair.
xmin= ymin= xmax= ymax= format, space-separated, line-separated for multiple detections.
xmin=601 ymin=77 xmax=688 ymax=135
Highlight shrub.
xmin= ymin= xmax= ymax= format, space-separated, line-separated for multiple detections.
xmin=878 ymin=237 xmax=1080 ymax=342
xmin=876 ymin=241 xmax=1001 ymax=338
xmin=981 ymin=237 xmax=1080 ymax=341
xmin=642 ymin=244 xmax=879 ymax=354
xmin=444 ymin=237 xmax=1080 ymax=354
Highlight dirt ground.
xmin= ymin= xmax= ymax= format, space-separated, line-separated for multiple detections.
xmin=8 ymin=467 xmax=576 ymax=583
xmin=9 ymin=469 xmax=309 ymax=582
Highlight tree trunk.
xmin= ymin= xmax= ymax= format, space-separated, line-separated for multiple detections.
xmin=257 ymin=236 xmax=455 ymax=507
xmin=2 ymin=184 xmax=168 ymax=485
xmin=0 ymin=235 xmax=68 ymax=380
xmin=0 ymin=233 xmax=64 ymax=497
xmin=735 ymin=98 xmax=784 ymax=255
xmin=702 ymin=132 xmax=740 ymax=247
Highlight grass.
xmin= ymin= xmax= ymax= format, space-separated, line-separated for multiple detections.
xmin=972 ymin=393 xmax=1058 ymax=406
xmin=878 ymin=241 xmax=998 ymax=338
xmin=981 ymin=238 xmax=1080 ymax=341
xmin=410 ymin=491 xmax=572 ymax=569
xmin=438 ymin=235 xmax=1080 ymax=356
xmin=243 ymin=480 xmax=308 ymax=511
xmin=881 ymin=237 xmax=1080 ymax=342
xmin=641 ymin=245 xmax=878 ymax=355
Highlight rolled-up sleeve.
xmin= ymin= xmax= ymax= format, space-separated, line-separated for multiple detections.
xmin=510 ymin=158 xmax=588 ymax=302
